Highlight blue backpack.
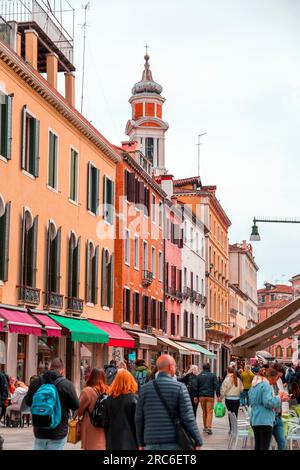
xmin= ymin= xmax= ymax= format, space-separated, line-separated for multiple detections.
xmin=31 ymin=377 xmax=65 ymax=429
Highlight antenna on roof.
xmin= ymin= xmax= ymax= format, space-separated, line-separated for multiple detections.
xmin=80 ymin=2 xmax=90 ymax=114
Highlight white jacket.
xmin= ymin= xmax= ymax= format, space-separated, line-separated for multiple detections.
xmin=11 ymin=387 xmax=28 ymax=407
xmin=221 ymin=375 xmax=244 ymax=398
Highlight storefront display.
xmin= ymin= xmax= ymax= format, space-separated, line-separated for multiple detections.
xmin=17 ymin=335 xmax=26 ymax=381
xmin=37 ymin=336 xmax=59 ymax=374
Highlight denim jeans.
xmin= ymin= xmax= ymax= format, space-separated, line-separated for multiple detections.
xmin=240 ymin=390 xmax=249 ymax=407
xmin=145 ymin=443 xmax=181 ymax=450
xmin=272 ymin=415 xmax=286 ymax=450
xmin=34 ymin=437 xmax=67 ymax=451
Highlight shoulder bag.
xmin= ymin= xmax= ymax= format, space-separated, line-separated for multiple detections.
xmin=153 ymin=380 xmax=196 ymax=450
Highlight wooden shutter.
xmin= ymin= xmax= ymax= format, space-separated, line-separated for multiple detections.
xmin=101 ymin=248 xmax=106 ymax=306
xmin=46 ymin=224 xmax=51 ymax=293
xmin=94 ymin=246 xmax=99 ymax=305
xmin=20 ymin=209 xmax=26 ymax=286
xmin=103 ymin=175 xmax=107 ymax=219
xmin=76 ymin=237 xmax=81 ymax=297
xmin=6 ymin=95 xmax=12 ymax=160
xmin=124 ymin=170 xmax=128 ymax=199
xmin=87 ymin=163 xmax=91 ymax=211
xmin=95 ymin=169 xmax=100 ymax=216
xmin=85 ymin=242 xmax=89 ymax=302
xmin=32 ymin=216 xmax=38 ymax=287
xmin=21 ymin=107 xmax=27 ymax=169
xmin=56 ymin=227 xmax=61 ymax=293
xmin=2 ymin=202 xmax=11 ymax=281
xmin=108 ymin=253 xmax=114 ymax=308
xmin=128 ymin=173 xmax=135 ymax=202
xmin=110 ymin=181 xmax=115 ymax=224
xmin=33 ymin=119 xmax=40 ymax=177
xmin=68 ymin=235 xmax=73 ymax=297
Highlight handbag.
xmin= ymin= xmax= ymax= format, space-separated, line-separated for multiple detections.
xmin=153 ymin=380 xmax=196 ymax=450
xmin=214 ymin=402 xmax=226 ymax=418
xmin=67 ymin=418 xmax=81 ymax=444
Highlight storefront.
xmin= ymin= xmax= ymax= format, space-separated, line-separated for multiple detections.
xmin=174 ymin=342 xmax=201 ymax=370
xmin=0 ymin=318 xmax=6 ymax=373
xmin=124 ymin=330 xmax=158 ymax=367
xmin=31 ymin=313 xmax=62 ymax=375
xmin=156 ymin=336 xmax=190 ymax=372
xmin=185 ymin=343 xmax=216 ymax=370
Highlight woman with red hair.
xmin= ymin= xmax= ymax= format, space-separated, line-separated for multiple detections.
xmin=77 ymin=368 xmax=109 ymax=450
xmin=103 ymin=369 xmax=138 ymax=450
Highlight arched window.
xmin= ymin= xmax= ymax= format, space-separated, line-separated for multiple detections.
xmin=0 ymin=194 xmax=11 ymax=282
xmin=68 ymin=231 xmax=81 ymax=311
xmin=145 ymin=137 xmax=154 ymax=164
xmin=275 ymin=345 xmax=283 ymax=358
xmin=287 ymin=346 xmax=293 ymax=358
xmin=20 ymin=207 xmax=38 ymax=290
xmin=46 ymin=220 xmax=61 ymax=300
xmin=85 ymin=241 xmax=99 ymax=305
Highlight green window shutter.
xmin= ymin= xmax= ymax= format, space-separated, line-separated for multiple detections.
xmin=101 ymin=247 xmax=106 ymax=306
xmin=87 ymin=162 xmax=91 ymax=211
xmin=95 ymin=168 xmax=100 ymax=216
xmin=46 ymin=224 xmax=51 ymax=293
xmin=48 ymin=132 xmax=54 ymax=187
xmin=32 ymin=216 xmax=38 ymax=287
xmin=33 ymin=119 xmax=40 ymax=177
xmin=68 ymin=235 xmax=73 ymax=297
xmin=85 ymin=241 xmax=89 ymax=302
xmin=2 ymin=202 xmax=11 ymax=281
xmin=103 ymin=175 xmax=107 ymax=220
xmin=21 ymin=107 xmax=27 ymax=169
xmin=20 ymin=209 xmax=26 ymax=286
xmin=110 ymin=181 xmax=115 ymax=224
xmin=108 ymin=253 xmax=114 ymax=308
xmin=6 ymin=95 xmax=12 ymax=160
xmin=76 ymin=237 xmax=81 ymax=298
xmin=56 ymin=227 xmax=61 ymax=293
xmin=94 ymin=246 xmax=99 ymax=305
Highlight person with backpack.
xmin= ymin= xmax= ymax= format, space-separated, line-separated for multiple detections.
xmin=104 ymin=360 xmax=118 ymax=386
xmin=178 ymin=365 xmax=199 ymax=417
xmin=77 ymin=368 xmax=109 ymax=450
xmin=25 ymin=358 xmax=79 ymax=451
xmin=133 ymin=359 xmax=151 ymax=389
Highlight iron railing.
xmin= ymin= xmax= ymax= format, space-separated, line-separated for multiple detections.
xmin=18 ymin=285 xmax=40 ymax=306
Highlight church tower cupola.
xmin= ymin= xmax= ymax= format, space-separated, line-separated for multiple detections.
xmin=126 ymin=51 xmax=169 ymax=176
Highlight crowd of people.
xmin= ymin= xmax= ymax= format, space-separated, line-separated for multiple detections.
xmin=1 ymin=357 xmax=300 ymax=451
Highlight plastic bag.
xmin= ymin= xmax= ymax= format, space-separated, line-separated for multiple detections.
xmin=214 ymin=402 xmax=226 ymax=418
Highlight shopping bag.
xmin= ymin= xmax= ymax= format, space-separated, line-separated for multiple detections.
xmin=214 ymin=402 xmax=226 ymax=418
xmin=67 ymin=418 xmax=81 ymax=444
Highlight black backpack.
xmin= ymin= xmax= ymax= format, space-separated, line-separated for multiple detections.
xmin=89 ymin=391 xmax=107 ymax=428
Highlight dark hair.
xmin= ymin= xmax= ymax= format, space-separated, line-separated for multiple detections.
xmin=273 ymin=363 xmax=285 ymax=374
xmin=29 ymin=375 xmax=38 ymax=384
xmin=267 ymin=368 xmax=279 ymax=379
xmin=291 ymin=382 xmax=300 ymax=397
xmin=135 ymin=359 xmax=146 ymax=368
xmin=86 ymin=368 xmax=108 ymax=394
xmin=110 ymin=360 xmax=117 ymax=366
xmin=227 ymin=367 xmax=238 ymax=387
xmin=203 ymin=363 xmax=210 ymax=371
xmin=50 ymin=358 xmax=64 ymax=372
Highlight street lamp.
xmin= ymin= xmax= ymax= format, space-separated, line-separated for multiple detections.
xmin=250 ymin=216 xmax=300 ymax=241
xmin=250 ymin=219 xmax=261 ymax=241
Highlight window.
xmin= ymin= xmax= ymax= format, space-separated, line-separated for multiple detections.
xmin=159 ymin=202 xmax=163 ymax=228
xmin=201 ymin=279 xmax=204 ymax=295
xmin=70 ymin=148 xmax=79 ymax=202
xmin=196 ymin=275 xmax=199 ymax=293
xmin=124 ymin=170 xmax=150 ymax=214
xmin=20 ymin=209 xmax=38 ymax=288
xmin=158 ymin=302 xmax=163 ymax=330
xmin=260 ymin=296 xmax=266 ymax=304
xmin=184 ymin=268 xmax=187 ymax=289
xmin=85 ymin=241 xmax=99 ymax=305
xmin=103 ymin=176 xmax=115 ymax=223
xmin=143 ymin=241 xmax=148 ymax=271
xmin=287 ymin=346 xmax=293 ymax=358
xmin=21 ymin=107 xmax=39 ymax=177
xmin=190 ymin=313 xmax=194 ymax=339
xmin=48 ymin=131 xmax=58 ymax=190
xmin=163 ymin=310 xmax=168 ymax=333
xmin=177 ymin=269 xmax=182 ymax=293
xmin=87 ymin=163 xmax=99 ymax=215
xmin=152 ymin=195 xmax=156 ymax=223
xmin=196 ymin=232 xmax=199 ymax=252
xmin=190 ymin=227 xmax=194 ymax=249
xmin=183 ymin=311 xmax=188 ymax=337
xmin=165 ymin=262 xmax=169 ymax=290
xmin=123 ymin=288 xmax=131 ymax=322
xmin=145 ymin=137 xmax=154 ymax=164
xmin=125 ymin=230 xmax=130 ymax=265
xmin=46 ymin=221 xmax=61 ymax=295
xmin=275 ymin=345 xmax=283 ymax=358
xmin=151 ymin=299 xmax=157 ymax=328
xmin=184 ymin=221 xmax=187 ymax=243
xmin=151 ymin=247 xmax=156 ymax=277
xmin=0 ymin=92 xmax=12 ymax=159
xmin=0 ymin=197 xmax=10 ymax=282
xmin=134 ymin=236 xmax=139 ymax=269
xmin=133 ymin=292 xmax=140 ymax=324
xmin=270 ymin=294 xmax=276 ymax=302
xmin=171 ymin=313 xmax=176 ymax=336
xmin=171 ymin=266 xmax=177 ymax=290
xmin=68 ymin=232 xmax=81 ymax=299
xmin=142 ymin=296 xmax=149 ymax=328
xmin=176 ymin=316 xmax=180 ymax=337
xmin=190 ymin=271 xmax=194 ymax=291
xmin=158 ymin=252 xmax=163 ymax=281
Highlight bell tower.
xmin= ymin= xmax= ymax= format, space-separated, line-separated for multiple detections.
xmin=125 ymin=52 xmax=169 ymax=176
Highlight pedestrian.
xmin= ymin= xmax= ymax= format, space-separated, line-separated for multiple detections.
xmin=0 ymin=370 xmax=8 ymax=450
xmin=133 ymin=359 xmax=151 ymax=389
xmin=240 ymin=365 xmax=254 ymax=407
xmin=220 ymin=367 xmax=244 ymax=432
xmin=271 ymin=363 xmax=289 ymax=450
xmin=248 ymin=368 xmax=289 ymax=450
xmin=135 ymin=354 xmax=202 ymax=450
xmin=290 ymin=382 xmax=300 ymax=405
xmin=104 ymin=360 xmax=118 ymax=386
xmin=195 ymin=363 xmax=220 ymax=435
xmin=294 ymin=365 xmax=300 ymax=389
xmin=25 ymin=358 xmax=79 ymax=451
xmin=77 ymin=368 xmax=108 ymax=450
xmin=117 ymin=361 xmax=127 ymax=370
xmin=5 ymin=380 xmax=28 ymax=426
xmin=285 ymin=363 xmax=295 ymax=392
xmin=178 ymin=365 xmax=199 ymax=417
xmin=103 ymin=369 xmax=138 ymax=450
xmin=222 ymin=361 xmax=241 ymax=381
xmin=149 ymin=365 xmax=158 ymax=381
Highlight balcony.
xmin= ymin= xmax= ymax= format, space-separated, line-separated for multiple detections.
xmin=190 ymin=290 xmax=197 ymax=302
xmin=142 ymin=270 xmax=153 ymax=287
xmin=66 ymin=297 xmax=84 ymax=314
xmin=18 ymin=286 xmax=41 ymax=306
xmin=183 ymin=287 xmax=191 ymax=300
xmin=145 ymin=325 xmax=154 ymax=335
xmin=230 ymin=307 xmax=238 ymax=317
xmin=176 ymin=291 xmax=183 ymax=302
xmin=195 ymin=292 xmax=202 ymax=304
xmin=44 ymin=292 xmax=64 ymax=312
xmin=201 ymin=296 xmax=207 ymax=307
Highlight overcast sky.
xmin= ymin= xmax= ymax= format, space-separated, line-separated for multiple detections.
xmin=66 ymin=0 xmax=300 ymax=288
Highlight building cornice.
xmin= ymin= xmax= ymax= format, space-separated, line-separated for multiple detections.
xmin=0 ymin=39 xmax=120 ymax=165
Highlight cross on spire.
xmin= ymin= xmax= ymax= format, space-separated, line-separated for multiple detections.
xmin=145 ymin=44 xmax=150 ymax=55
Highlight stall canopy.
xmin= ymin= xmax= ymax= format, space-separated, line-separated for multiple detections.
xmin=49 ymin=314 xmax=109 ymax=344
xmin=157 ymin=336 xmax=190 ymax=355
xmin=187 ymin=343 xmax=217 ymax=359
xmin=0 ymin=308 xmax=42 ymax=336
xmin=174 ymin=342 xmax=200 ymax=356
xmin=32 ymin=314 xmax=62 ymax=338
xmin=231 ymin=297 xmax=300 ymax=358
xmin=128 ymin=331 xmax=157 ymax=346
xmin=88 ymin=319 xmax=134 ymax=348
xmin=0 ymin=317 xmax=3 ymax=332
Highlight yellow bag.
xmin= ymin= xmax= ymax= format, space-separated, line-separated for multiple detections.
xmin=67 ymin=418 xmax=81 ymax=444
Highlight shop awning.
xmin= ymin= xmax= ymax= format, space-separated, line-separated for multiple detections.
xmin=49 ymin=314 xmax=109 ymax=344
xmin=129 ymin=331 xmax=157 ymax=346
xmin=157 ymin=336 xmax=190 ymax=355
xmin=175 ymin=342 xmax=200 ymax=356
xmin=0 ymin=318 xmax=4 ymax=332
xmin=88 ymin=319 xmax=134 ymax=348
xmin=0 ymin=308 xmax=42 ymax=336
xmin=187 ymin=343 xmax=216 ymax=359
xmin=32 ymin=314 xmax=62 ymax=338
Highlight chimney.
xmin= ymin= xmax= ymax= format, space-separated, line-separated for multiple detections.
xmin=160 ymin=175 xmax=174 ymax=199
xmin=17 ymin=33 xmax=22 ymax=56
xmin=47 ymin=53 xmax=58 ymax=89
xmin=25 ymin=29 xmax=38 ymax=70
xmin=65 ymin=72 xmax=75 ymax=108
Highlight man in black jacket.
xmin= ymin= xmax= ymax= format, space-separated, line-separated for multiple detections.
xmin=25 ymin=358 xmax=79 ymax=450
xmin=195 ymin=363 xmax=220 ymax=435
xmin=135 ymin=354 xmax=202 ymax=450
xmin=0 ymin=371 xmax=8 ymax=449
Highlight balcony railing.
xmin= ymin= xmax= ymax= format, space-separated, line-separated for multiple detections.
xmin=230 ymin=308 xmax=238 ymax=316
xmin=176 ymin=290 xmax=183 ymax=302
xmin=201 ymin=295 xmax=207 ymax=307
xmin=18 ymin=286 xmax=40 ymax=306
xmin=183 ymin=286 xmax=191 ymax=299
xmin=45 ymin=292 xmax=64 ymax=311
xmin=190 ymin=290 xmax=197 ymax=302
xmin=195 ymin=292 xmax=202 ymax=304
xmin=142 ymin=270 xmax=153 ymax=286
xmin=66 ymin=297 xmax=84 ymax=314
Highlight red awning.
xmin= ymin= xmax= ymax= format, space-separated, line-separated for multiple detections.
xmin=0 ymin=318 xmax=4 ymax=332
xmin=88 ymin=319 xmax=135 ymax=348
xmin=32 ymin=314 xmax=62 ymax=338
xmin=0 ymin=308 xmax=42 ymax=336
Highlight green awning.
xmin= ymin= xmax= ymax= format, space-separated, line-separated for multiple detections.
xmin=187 ymin=343 xmax=216 ymax=359
xmin=49 ymin=314 xmax=109 ymax=344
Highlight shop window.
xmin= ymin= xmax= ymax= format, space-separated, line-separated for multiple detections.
xmin=0 ymin=197 xmax=10 ymax=282
xmin=0 ymin=92 xmax=12 ymax=159
xmin=68 ymin=232 xmax=81 ymax=299
xmin=46 ymin=221 xmax=61 ymax=295
xmin=37 ymin=336 xmax=59 ymax=375
xmin=101 ymin=249 xmax=113 ymax=308
xmin=20 ymin=208 xmax=38 ymax=289
xmin=87 ymin=163 xmax=100 ymax=215
xmin=85 ymin=241 xmax=99 ymax=305
xmin=21 ymin=106 xmax=39 ymax=177
xmin=17 ymin=335 xmax=26 ymax=382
